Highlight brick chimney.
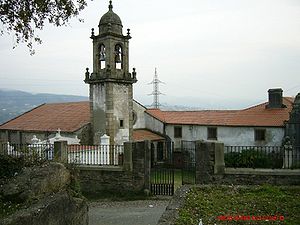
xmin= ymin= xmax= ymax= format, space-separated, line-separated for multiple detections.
xmin=266 ymin=88 xmax=285 ymax=109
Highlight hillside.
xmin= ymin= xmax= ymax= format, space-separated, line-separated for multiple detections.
xmin=0 ymin=89 xmax=88 ymax=124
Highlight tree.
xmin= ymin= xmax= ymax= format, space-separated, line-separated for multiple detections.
xmin=0 ymin=0 xmax=88 ymax=54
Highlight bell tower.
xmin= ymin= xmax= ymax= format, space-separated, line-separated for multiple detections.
xmin=84 ymin=0 xmax=137 ymax=145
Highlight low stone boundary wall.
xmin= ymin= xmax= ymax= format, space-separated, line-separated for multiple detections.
xmin=194 ymin=140 xmax=300 ymax=185
xmin=76 ymin=141 xmax=151 ymax=195
xmin=221 ymin=168 xmax=300 ymax=185
xmin=78 ymin=167 xmax=135 ymax=194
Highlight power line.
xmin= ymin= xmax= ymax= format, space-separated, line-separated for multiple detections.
xmin=148 ymin=68 xmax=165 ymax=108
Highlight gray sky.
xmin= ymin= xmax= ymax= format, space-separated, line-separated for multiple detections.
xmin=0 ymin=0 xmax=299 ymax=109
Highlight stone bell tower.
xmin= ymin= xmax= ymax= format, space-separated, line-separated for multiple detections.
xmin=84 ymin=0 xmax=137 ymax=145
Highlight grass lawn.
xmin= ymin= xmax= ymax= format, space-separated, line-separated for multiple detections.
xmin=176 ymin=185 xmax=300 ymax=225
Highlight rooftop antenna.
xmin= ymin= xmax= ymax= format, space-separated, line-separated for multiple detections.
xmin=148 ymin=68 xmax=165 ymax=108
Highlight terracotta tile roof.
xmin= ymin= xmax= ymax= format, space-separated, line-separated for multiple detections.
xmin=0 ymin=102 xmax=90 ymax=132
xmin=146 ymin=97 xmax=294 ymax=127
xmin=0 ymin=97 xmax=294 ymax=133
xmin=133 ymin=129 xmax=165 ymax=142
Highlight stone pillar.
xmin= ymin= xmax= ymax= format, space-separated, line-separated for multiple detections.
xmin=284 ymin=142 xmax=293 ymax=168
xmin=214 ymin=142 xmax=225 ymax=174
xmin=195 ymin=141 xmax=213 ymax=184
xmin=195 ymin=141 xmax=225 ymax=184
xmin=144 ymin=140 xmax=151 ymax=191
xmin=131 ymin=141 xmax=151 ymax=191
xmin=100 ymin=134 xmax=110 ymax=145
xmin=54 ymin=141 xmax=68 ymax=163
xmin=123 ymin=142 xmax=133 ymax=171
xmin=100 ymin=134 xmax=111 ymax=164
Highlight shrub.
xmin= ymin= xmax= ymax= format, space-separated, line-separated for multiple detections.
xmin=225 ymin=149 xmax=283 ymax=169
xmin=0 ymin=154 xmax=25 ymax=179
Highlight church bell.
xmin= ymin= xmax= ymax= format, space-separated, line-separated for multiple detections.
xmin=115 ymin=53 xmax=122 ymax=63
xmin=99 ymin=53 xmax=105 ymax=61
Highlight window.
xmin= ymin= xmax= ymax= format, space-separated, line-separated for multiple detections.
xmin=207 ymin=127 xmax=217 ymax=140
xmin=255 ymin=129 xmax=266 ymax=141
xmin=119 ymin=119 xmax=124 ymax=128
xmin=174 ymin=126 xmax=182 ymax=138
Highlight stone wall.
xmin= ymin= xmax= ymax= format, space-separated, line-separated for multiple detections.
xmin=218 ymin=172 xmax=300 ymax=185
xmin=195 ymin=140 xmax=300 ymax=186
xmin=77 ymin=141 xmax=151 ymax=195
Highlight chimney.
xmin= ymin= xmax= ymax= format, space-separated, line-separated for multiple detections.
xmin=266 ymin=88 xmax=285 ymax=109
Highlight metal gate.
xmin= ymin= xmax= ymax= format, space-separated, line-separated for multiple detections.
xmin=181 ymin=141 xmax=196 ymax=184
xmin=150 ymin=142 xmax=174 ymax=196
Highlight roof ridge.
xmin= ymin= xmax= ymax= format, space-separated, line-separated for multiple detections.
xmin=147 ymin=109 xmax=239 ymax=113
xmin=242 ymin=101 xmax=267 ymax=111
xmin=133 ymin=99 xmax=147 ymax=109
xmin=44 ymin=101 xmax=89 ymax=105
xmin=0 ymin=103 xmax=46 ymax=127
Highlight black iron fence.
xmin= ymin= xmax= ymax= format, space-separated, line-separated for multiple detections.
xmin=225 ymin=146 xmax=300 ymax=169
xmin=67 ymin=144 xmax=124 ymax=166
xmin=1 ymin=142 xmax=54 ymax=162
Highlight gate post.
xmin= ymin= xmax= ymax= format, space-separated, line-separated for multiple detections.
xmin=195 ymin=141 xmax=225 ymax=184
xmin=144 ymin=140 xmax=151 ymax=191
xmin=54 ymin=141 xmax=68 ymax=163
xmin=195 ymin=141 xmax=212 ymax=184
xmin=214 ymin=142 xmax=225 ymax=174
xmin=123 ymin=142 xmax=133 ymax=171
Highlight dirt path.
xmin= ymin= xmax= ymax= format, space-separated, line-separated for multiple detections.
xmin=88 ymin=199 xmax=169 ymax=225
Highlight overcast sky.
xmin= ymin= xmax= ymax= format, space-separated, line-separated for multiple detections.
xmin=0 ymin=0 xmax=299 ymax=109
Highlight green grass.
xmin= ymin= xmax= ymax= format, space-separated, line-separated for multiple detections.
xmin=176 ymin=185 xmax=300 ymax=225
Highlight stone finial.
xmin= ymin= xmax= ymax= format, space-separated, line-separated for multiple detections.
xmin=109 ymin=0 xmax=113 ymax=10
xmin=132 ymin=67 xmax=137 ymax=79
xmin=85 ymin=68 xmax=90 ymax=80
xmin=91 ymin=28 xmax=95 ymax=37
xmin=127 ymin=28 xmax=131 ymax=38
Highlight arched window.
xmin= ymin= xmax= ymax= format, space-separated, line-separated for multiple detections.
xmin=115 ymin=44 xmax=122 ymax=69
xmin=99 ymin=44 xmax=106 ymax=69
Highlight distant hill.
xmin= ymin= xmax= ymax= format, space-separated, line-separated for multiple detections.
xmin=0 ymin=89 xmax=88 ymax=124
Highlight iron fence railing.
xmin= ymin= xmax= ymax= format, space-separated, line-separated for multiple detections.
xmin=67 ymin=144 xmax=124 ymax=166
xmin=224 ymin=146 xmax=300 ymax=169
xmin=1 ymin=142 xmax=54 ymax=161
